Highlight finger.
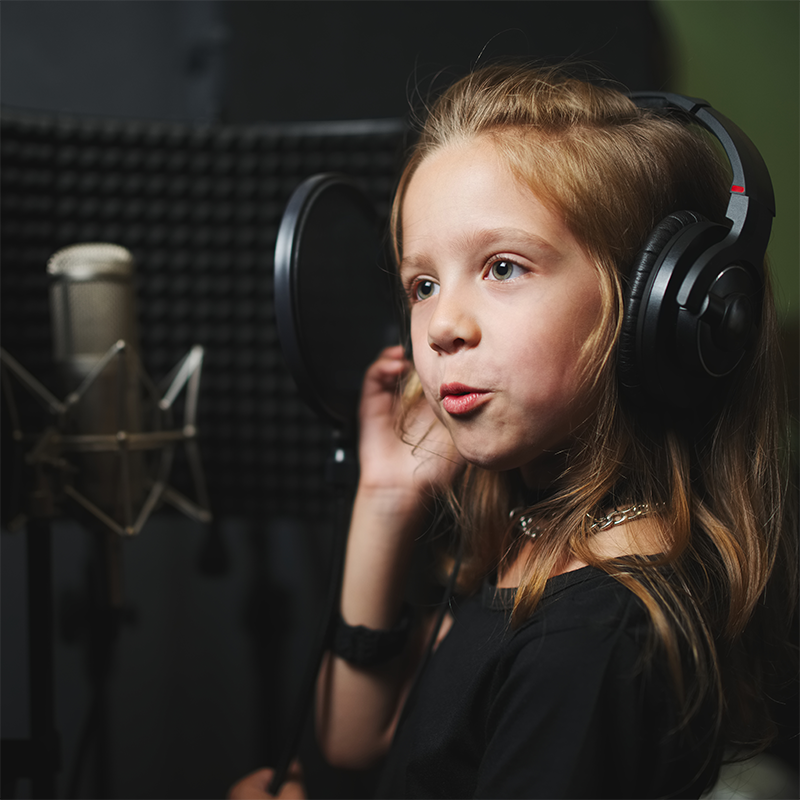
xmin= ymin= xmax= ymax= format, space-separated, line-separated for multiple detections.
xmin=379 ymin=343 xmax=405 ymax=358
xmin=228 ymin=762 xmax=305 ymax=799
xmin=363 ymin=350 xmax=410 ymax=392
xmin=372 ymin=345 xmax=407 ymax=372
xmin=227 ymin=768 xmax=273 ymax=799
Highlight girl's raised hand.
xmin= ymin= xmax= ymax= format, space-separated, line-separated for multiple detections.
xmin=357 ymin=345 xmax=462 ymax=501
xmin=317 ymin=348 xmax=461 ymax=764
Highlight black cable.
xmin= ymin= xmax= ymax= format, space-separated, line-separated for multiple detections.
xmin=66 ymin=690 xmax=100 ymax=799
xmin=268 ymin=440 xmax=354 ymax=795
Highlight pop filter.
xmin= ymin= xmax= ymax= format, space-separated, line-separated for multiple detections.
xmin=274 ymin=173 xmax=399 ymax=430
xmin=270 ymin=174 xmax=400 ymax=795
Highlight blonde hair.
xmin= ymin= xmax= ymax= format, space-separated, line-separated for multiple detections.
xmin=393 ymin=64 xmax=796 ymax=757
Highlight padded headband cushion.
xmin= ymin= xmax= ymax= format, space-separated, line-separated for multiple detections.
xmin=617 ymin=210 xmax=706 ymax=398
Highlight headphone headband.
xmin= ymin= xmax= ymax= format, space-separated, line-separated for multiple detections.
xmin=630 ymin=91 xmax=775 ymax=219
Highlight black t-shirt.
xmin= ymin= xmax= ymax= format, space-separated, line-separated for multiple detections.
xmin=376 ymin=566 xmax=720 ymax=799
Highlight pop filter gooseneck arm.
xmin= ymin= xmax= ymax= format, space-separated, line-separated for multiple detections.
xmin=270 ymin=174 xmax=399 ymax=794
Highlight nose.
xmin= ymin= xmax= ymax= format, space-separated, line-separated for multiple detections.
xmin=426 ymin=287 xmax=481 ymax=355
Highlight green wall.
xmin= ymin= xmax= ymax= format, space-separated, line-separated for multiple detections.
xmin=656 ymin=0 xmax=799 ymax=323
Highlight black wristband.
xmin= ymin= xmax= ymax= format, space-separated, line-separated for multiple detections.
xmin=331 ymin=605 xmax=412 ymax=667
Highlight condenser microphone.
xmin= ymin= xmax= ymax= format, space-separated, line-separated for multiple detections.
xmin=47 ymin=243 xmax=145 ymax=523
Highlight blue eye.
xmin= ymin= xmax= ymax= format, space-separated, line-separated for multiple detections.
xmin=414 ymin=279 xmax=439 ymax=301
xmin=488 ymin=260 xmax=524 ymax=281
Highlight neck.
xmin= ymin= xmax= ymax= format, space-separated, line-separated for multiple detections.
xmin=518 ymin=449 xmax=568 ymax=493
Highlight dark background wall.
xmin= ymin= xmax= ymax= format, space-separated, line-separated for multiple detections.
xmin=2 ymin=1 xmax=668 ymax=124
xmin=220 ymin=1 xmax=667 ymax=122
xmin=1 ymin=1 xmax=227 ymax=123
xmin=1 ymin=3 xmax=796 ymax=799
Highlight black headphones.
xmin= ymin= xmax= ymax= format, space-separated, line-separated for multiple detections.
xmin=617 ymin=91 xmax=775 ymax=410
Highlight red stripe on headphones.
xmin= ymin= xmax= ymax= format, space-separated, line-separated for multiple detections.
xmin=731 ymin=185 xmax=745 ymax=193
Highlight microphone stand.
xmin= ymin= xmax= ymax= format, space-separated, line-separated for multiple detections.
xmin=24 ymin=515 xmax=60 ymax=799
xmin=64 ymin=518 xmax=131 ymax=800
xmin=0 ymin=343 xmax=213 ymax=798
xmin=1 ymin=375 xmax=62 ymax=799
xmin=0 ymin=494 xmax=61 ymax=800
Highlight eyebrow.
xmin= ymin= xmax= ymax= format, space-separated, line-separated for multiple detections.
xmin=399 ymin=226 xmax=564 ymax=276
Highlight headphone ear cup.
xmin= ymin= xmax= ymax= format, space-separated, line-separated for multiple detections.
xmin=617 ymin=210 xmax=706 ymax=406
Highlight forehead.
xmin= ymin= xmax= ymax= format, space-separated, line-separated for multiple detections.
xmin=400 ymin=137 xmax=577 ymax=265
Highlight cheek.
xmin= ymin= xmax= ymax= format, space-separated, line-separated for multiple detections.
xmin=409 ymin=312 xmax=433 ymax=375
xmin=511 ymin=317 xmax=592 ymax=400
xmin=408 ymin=361 xmax=445 ymax=424
xmin=409 ymin=306 xmax=429 ymax=346
xmin=414 ymin=366 xmax=440 ymax=414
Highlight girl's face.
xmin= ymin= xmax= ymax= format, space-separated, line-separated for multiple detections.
xmin=400 ymin=137 xmax=602 ymax=487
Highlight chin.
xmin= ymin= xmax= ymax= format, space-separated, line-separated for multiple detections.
xmin=455 ymin=436 xmax=569 ymax=481
xmin=455 ymin=445 xmax=532 ymax=473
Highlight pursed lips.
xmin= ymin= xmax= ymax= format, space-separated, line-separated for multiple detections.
xmin=439 ymin=382 xmax=491 ymax=416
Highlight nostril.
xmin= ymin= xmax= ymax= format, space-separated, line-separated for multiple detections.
xmin=429 ymin=336 xmax=466 ymax=354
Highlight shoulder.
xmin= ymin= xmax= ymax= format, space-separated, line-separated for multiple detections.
xmin=516 ymin=566 xmax=649 ymax=640
xmin=445 ymin=567 xmax=654 ymax=690
xmin=480 ymin=569 xmax=654 ymax=713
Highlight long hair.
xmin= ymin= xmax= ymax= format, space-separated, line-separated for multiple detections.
xmin=392 ymin=63 xmax=797 ymax=757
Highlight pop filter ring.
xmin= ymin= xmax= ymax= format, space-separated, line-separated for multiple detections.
xmin=274 ymin=172 xmax=392 ymax=431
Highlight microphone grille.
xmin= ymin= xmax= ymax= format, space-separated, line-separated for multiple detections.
xmin=48 ymin=242 xmax=134 ymax=280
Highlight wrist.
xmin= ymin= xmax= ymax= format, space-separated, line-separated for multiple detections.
xmin=331 ymin=603 xmax=413 ymax=667
xmin=353 ymin=482 xmax=430 ymax=522
xmin=340 ymin=487 xmax=428 ymax=630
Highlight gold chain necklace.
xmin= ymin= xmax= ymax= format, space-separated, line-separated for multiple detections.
xmin=510 ymin=503 xmax=658 ymax=540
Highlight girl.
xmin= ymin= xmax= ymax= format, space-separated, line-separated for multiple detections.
xmin=231 ymin=64 xmax=796 ymax=799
